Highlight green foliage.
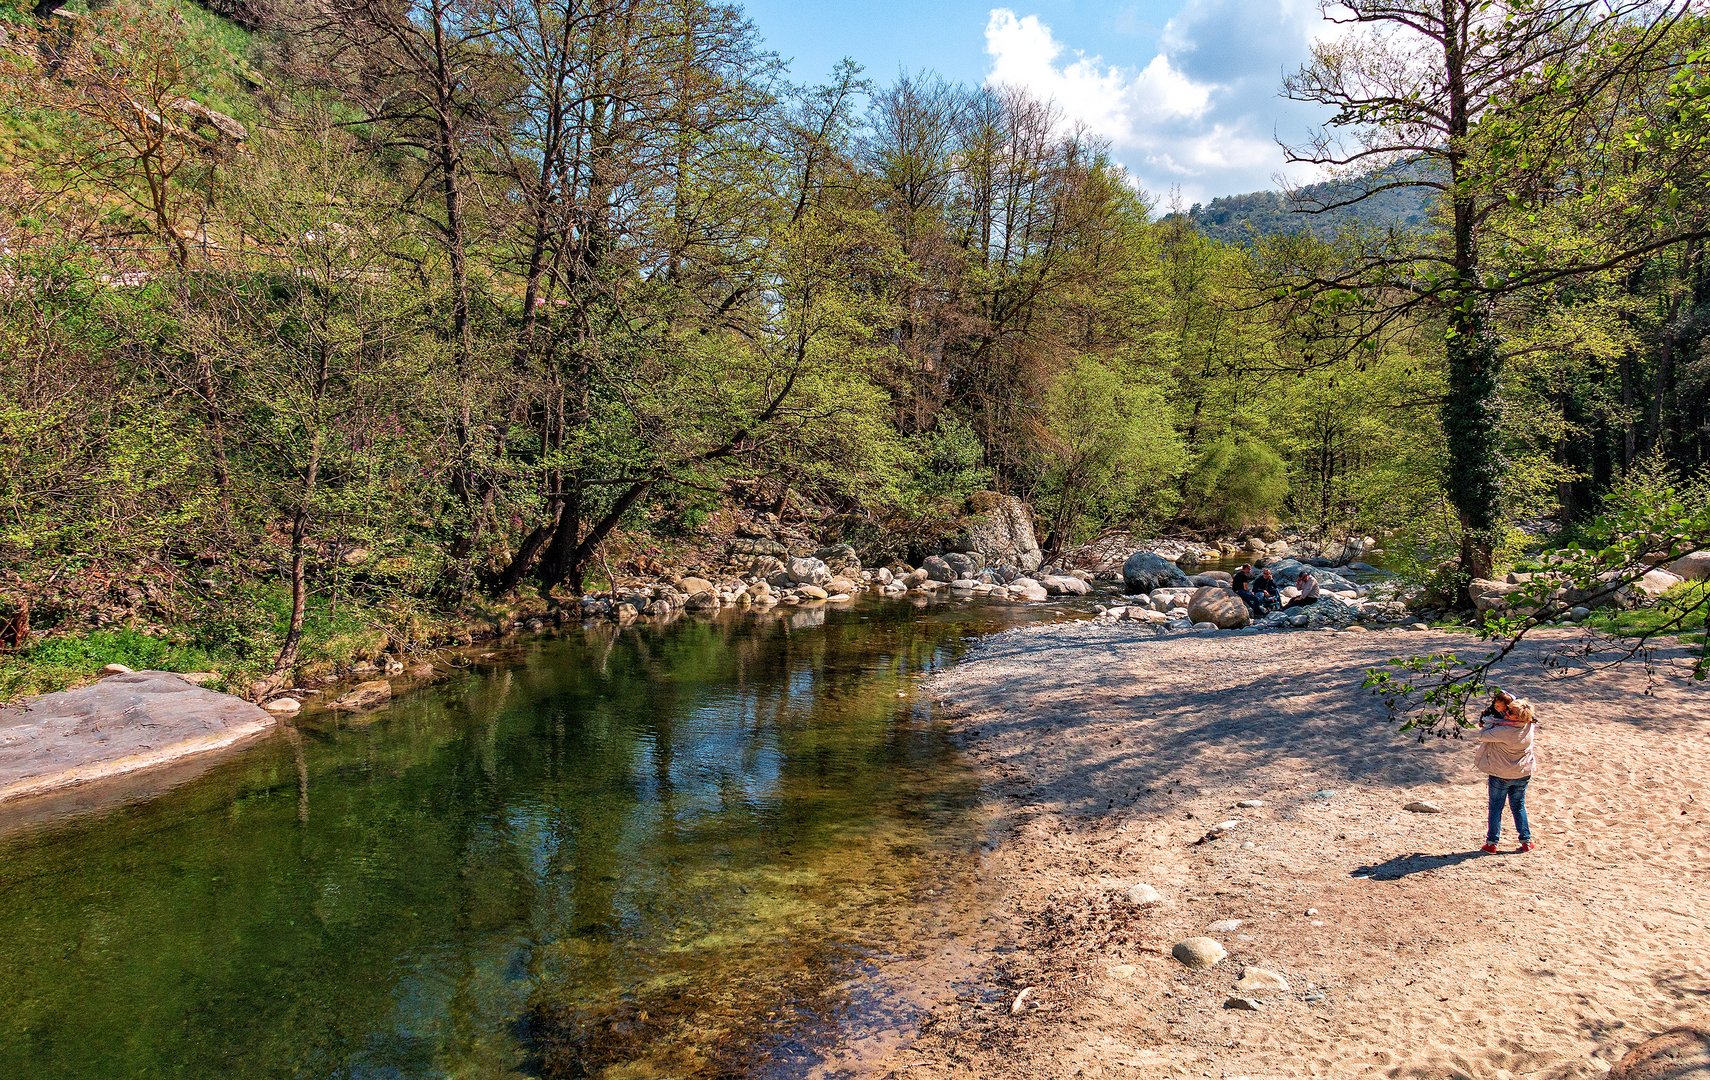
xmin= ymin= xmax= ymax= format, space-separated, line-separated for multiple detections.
xmin=906 ymin=418 xmax=992 ymax=512
xmin=0 ymin=628 xmax=227 ymax=701
xmin=1032 ymin=356 xmax=1186 ymax=546
xmin=1183 ymin=435 xmax=1289 ymax=532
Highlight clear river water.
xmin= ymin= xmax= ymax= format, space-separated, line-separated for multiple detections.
xmin=0 ymin=597 xmax=1069 ymax=1079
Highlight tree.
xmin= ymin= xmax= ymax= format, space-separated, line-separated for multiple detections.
xmin=1281 ymin=0 xmax=1697 ymax=593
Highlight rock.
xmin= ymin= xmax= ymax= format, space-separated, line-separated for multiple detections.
xmin=1208 ymin=918 xmax=1244 ymax=934
xmin=1405 ymin=800 xmax=1444 ymax=813
xmin=1106 ymin=963 xmax=1137 ymax=979
xmin=1234 ymin=967 xmax=1290 ymax=994
xmin=872 ymin=567 xmax=893 ymax=586
xmin=797 ymin=584 xmax=829 ymax=600
xmin=1224 ymin=996 xmax=1263 ymax=1011
xmin=678 ymin=576 xmax=715 ymax=596
xmin=1570 ymin=605 xmax=1592 ymax=621
xmin=1008 ymin=578 xmax=1048 ymax=602
xmin=1236 ymin=799 xmax=1265 ymax=808
xmin=825 ymin=576 xmax=860 ymax=596
xmin=177 ymin=671 xmax=219 ymax=686
xmin=1040 ymin=574 xmax=1092 ymax=596
xmin=1609 ymin=1026 xmax=1710 ymax=1080
xmin=1125 ymin=607 xmax=1169 ymax=623
xmin=1667 ymin=551 xmax=1710 ymax=582
xmin=943 ymin=551 xmax=983 ymax=579
xmin=330 ymin=679 xmax=392 ymax=711
xmin=1343 ymin=624 xmax=1370 ymax=633
xmin=0 ymin=672 xmax=276 ymax=803
xmin=1123 ymin=551 xmax=1192 ymax=594
xmin=958 ymin=492 xmax=1044 ymax=572
xmin=1311 ymin=789 xmax=1337 ymax=800
xmin=813 ymin=543 xmax=861 ymax=576
xmin=1188 ymin=586 xmax=1252 ymax=629
xmin=1634 ymin=568 xmax=1684 ymax=598
xmin=921 ymin=555 xmax=956 ymax=583
xmin=684 ymin=591 xmax=720 ymax=611
xmin=261 ymin=696 xmax=301 ymax=714
xmin=1172 ymin=937 xmax=1227 ymax=969
xmin=1125 ymin=883 xmax=1164 ymax=907
xmin=101 ymin=663 xmax=133 ymax=675
xmin=406 ymin=662 xmax=435 ymax=678
xmin=787 ymin=556 xmax=834 ymax=586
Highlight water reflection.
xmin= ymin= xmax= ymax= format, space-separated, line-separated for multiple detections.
xmin=0 ymin=598 xmax=1065 ymax=1078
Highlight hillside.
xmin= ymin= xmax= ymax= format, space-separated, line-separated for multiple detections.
xmin=1184 ymin=168 xmax=1438 ymax=244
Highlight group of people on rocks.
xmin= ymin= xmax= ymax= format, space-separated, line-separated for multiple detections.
xmin=1230 ymin=563 xmax=1319 ymax=618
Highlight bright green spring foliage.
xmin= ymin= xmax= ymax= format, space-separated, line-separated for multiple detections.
xmin=1 ymin=0 xmax=1707 ymax=696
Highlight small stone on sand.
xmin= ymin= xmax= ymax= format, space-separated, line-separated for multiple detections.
xmin=1172 ymin=937 xmax=1227 ymax=969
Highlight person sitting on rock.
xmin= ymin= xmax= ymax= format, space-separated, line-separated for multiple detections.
xmin=1252 ymin=568 xmax=1281 ymax=613
xmin=1283 ymin=571 xmax=1320 ymax=610
xmin=1232 ymin=563 xmax=1264 ymax=618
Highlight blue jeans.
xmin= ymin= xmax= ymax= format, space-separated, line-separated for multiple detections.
xmin=1486 ymin=776 xmax=1532 ymax=844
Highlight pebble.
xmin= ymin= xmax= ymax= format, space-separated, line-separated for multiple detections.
xmin=1240 ymin=841 xmax=1255 ymax=850
xmin=101 ymin=663 xmax=133 ymax=675
xmin=1305 ymin=907 xmax=1318 ymax=916
xmin=1405 ymin=800 xmax=1444 ymax=813
xmin=1171 ymin=937 xmax=1227 ymax=969
xmin=1208 ymin=919 xmax=1244 ymax=934
xmin=261 ymin=697 xmax=302 ymax=714
xmin=1234 ymin=967 xmax=1290 ymax=994
xmin=1224 ymin=996 xmax=1263 ymax=1010
xmin=1106 ymin=964 xmax=1137 ymax=979
xmin=1310 ymin=790 xmax=1338 ymax=801
xmin=1236 ymin=799 xmax=1265 ymax=808
xmin=1010 ymin=987 xmax=1036 ymax=1015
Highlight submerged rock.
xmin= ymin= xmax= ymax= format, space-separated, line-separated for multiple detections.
xmin=330 ymin=679 xmax=392 ymax=711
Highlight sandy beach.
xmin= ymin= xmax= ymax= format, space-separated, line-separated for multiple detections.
xmin=881 ymin=622 xmax=1710 ymax=1078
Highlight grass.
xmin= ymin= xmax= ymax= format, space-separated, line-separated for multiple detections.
xmin=0 ymin=627 xmax=232 ymax=702
xmin=0 ymin=583 xmax=405 ymax=705
xmin=1584 ymin=581 xmax=1710 ymax=649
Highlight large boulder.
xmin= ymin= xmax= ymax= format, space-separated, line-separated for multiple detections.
xmin=1187 ymin=586 xmax=1252 ymax=629
xmin=1123 ymin=551 xmax=1191 ymax=594
xmin=956 ymin=492 xmax=1043 ymax=572
xmin=1008 ymin=578 xmax=1049 ymax=601
xmin=1635 ymin=568 xmax=1684 ymax=598
xmin=1668 ymin=550 xmax=1710 ymax=581
xmin=0 ymin=672 xmax=275 ymax=804
xmin=787 ymin=556 xmax=833 ymax=587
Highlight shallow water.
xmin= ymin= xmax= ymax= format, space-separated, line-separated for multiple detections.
xmin=0 ymin=598 xmax=1068 ymax=1079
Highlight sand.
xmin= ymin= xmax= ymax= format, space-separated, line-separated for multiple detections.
xmin=872 ymin=622 xmax=1710 ymax=1079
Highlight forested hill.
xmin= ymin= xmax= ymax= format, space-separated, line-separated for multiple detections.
xmin=1184 ymin=171 xmax=1437 ymax=244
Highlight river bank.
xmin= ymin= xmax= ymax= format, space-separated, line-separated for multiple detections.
xmin=890 ymin=621 xmax=1710 ymax=1078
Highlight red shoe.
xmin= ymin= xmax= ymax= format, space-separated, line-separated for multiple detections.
xmin=1518 ymin=842 xmax=1536 ymax=853
xmin=1480 ymin=843 xmax=1499 ymax=854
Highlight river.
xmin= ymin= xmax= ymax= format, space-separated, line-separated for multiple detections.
xmin=0 ymin=596 xmax=1076 ymax=1079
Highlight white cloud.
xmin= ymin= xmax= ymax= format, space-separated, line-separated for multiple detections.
xmin=982 ymin=4 xmax=1334 ymax=204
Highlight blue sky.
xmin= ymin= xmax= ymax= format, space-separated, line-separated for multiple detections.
xmin=739 ymin=0 xmax=1334 ymax=206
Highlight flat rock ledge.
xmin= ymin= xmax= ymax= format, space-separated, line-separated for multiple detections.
xmin=0 ymin=671 xmax=275 ymax=804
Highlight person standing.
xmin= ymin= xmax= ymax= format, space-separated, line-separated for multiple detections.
xmin=1474 ymin=690 xmax=1537 ymax=853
